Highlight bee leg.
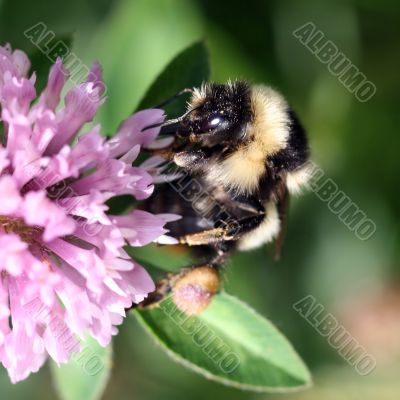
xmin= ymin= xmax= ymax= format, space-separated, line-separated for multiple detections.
xmin=179 ymin=227 xmax=228 ymax=246
xmin=179 ymin=214 xmax=265 ymax=246
xmin=149 ymin=146 xmax=177 ymax=161
xmin=138 ymin=269 xmax=181 ymax=309
xmin=146 ymin=136 xmax=187 ymax=160
xmin=138 ymin=264 xmax=208 ymax=310
xmin=208 ymin=242 xmax=233 ymax=269
xmin=173 ymin=150 xmax=206 ymax=170
xmin=139 ymin=245 xmax=231 ymax=313
xmin=149 ymin=148 xmax=207 ymax=170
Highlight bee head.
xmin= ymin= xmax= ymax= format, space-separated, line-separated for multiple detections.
xmin=159 ymin=81 xmax=253 ymax=147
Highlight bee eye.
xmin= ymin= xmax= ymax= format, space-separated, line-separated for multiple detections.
xmin=201 ymin=114 xmax=225 ymax=132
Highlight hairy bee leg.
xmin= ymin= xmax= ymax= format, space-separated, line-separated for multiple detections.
xmin=139 ymin=250 xmax=230 ymax=312
xmin=208 ymin=245 xmax=232 ymax=269
xmin=179 ymin=227 xmax=228 ymax=246
xmin=138 ymin=265 xmax=212 ymax=310
xmin=149 ymin=146 xmax=177 ymax=160
xmin=232 ymin=194 xmax=265 ymax=215
xmin=179 ymin=214 xmax=265 ymax=246
xmin=173 ymin=150 xmax=207 ymax=169
xmin=146 ymin=136 xmax=188 ymax=160
xmin=138 ymin=269 xmax=183 ymax=309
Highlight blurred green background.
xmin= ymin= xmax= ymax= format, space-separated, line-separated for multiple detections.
xmin=1 ymin=0 xmax=399 ymax=398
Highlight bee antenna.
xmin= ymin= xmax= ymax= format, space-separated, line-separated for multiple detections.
xmin=141 ymin=116 xmax=184 ymax=132
xmin=141 ymin=106 xmax=201 ymax=132
xmin=154 ymin=88 xmax=194 ymax=109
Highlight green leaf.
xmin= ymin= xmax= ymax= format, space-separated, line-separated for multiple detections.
xmin=137 ymin=41 xmax=210 ymax=116
xmin=126 ymin=249 xmax=174 ymax=282
xmin=134 ymin=292 xmax=312 ymax=392
xmin=50 ymin=336 xmax=112 ymax=400
xmin=127 ymin=243 xmax=195 ymax=273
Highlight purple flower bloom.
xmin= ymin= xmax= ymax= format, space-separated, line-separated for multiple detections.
xmin=0 ymin=45 xmax=174 ymax=383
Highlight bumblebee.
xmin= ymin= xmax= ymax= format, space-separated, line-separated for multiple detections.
xmin=141 ymin=81 xmax=310 ymax=313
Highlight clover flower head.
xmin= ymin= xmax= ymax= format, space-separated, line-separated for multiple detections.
xmin=0 ymin=44 xmax=175 ymax=383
